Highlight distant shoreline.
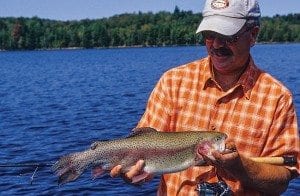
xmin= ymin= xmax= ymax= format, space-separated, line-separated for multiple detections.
xmin=1 ymin=14 xmax=299 ymax=51
xmin=1 ymin=42 xmax=299 ymax=52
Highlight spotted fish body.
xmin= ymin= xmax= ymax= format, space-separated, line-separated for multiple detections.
xmin=53 ymin=127 xmax=227 ymax=185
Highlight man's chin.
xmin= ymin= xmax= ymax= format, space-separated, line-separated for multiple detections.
xmin=212 ymin=58 xmax=232 ymax=72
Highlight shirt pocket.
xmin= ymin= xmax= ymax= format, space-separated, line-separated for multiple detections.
xmin=228 ymin=122 xmax=266 ymax=156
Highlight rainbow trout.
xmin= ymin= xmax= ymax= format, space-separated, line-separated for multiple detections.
xmin=53 ymin=127 xmax=227 ymax=184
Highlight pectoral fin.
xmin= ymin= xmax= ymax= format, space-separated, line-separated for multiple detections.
xmin=92 ymin=166 xmax=105 ymax=179
xmin=131 ymin=172 xmax=150 ymax=183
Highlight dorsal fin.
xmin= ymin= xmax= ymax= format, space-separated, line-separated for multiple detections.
xmin=90 ymin=140 xmax=108 ymax=150
xmin=127 ymin=127 xmax=158 ymax=138
xmin=90 ymin=142 xmax=100 ymax=150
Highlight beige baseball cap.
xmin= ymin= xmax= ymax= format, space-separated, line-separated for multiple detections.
xmin=196 ymin=0 xmax=261 ymax=36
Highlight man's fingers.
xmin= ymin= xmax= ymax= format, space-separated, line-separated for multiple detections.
xmin=125 ymin=160 xmax=145 ymax=179
xmin=110 ymin=165 xmax=122 ymax=178
xmin=200 ymin=153 xmax=214 ymax=166
xmin=110 ymin=160 xmax=145 ymax=182
xmin=225 ymin=141 xmax=237 ymax=152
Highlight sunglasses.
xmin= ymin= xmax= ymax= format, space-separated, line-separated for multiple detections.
xmin=202 ymin=27 xmax=252 ymax=45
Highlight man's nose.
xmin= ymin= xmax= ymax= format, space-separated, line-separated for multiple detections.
xmin=212 ymin=37 xmax=226 ymax=48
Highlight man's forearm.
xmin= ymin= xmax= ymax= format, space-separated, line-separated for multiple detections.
xmin=235 ymin=156 xmax=292 ymax=195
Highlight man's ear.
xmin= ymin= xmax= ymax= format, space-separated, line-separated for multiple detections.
xmin=250 ymin=26 xmax=260 ymax=47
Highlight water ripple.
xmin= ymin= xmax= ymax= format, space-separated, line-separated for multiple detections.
xmin=0 ymin=45 xmax=299 ymax=194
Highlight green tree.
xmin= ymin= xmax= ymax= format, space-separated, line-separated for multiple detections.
xmin=0 ymin=12 xmax=299 ymax=50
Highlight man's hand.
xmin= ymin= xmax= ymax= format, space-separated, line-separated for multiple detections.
xmin=207 ymin=141 xmax=244 ymax=175
xmin=110 ymin=160 xmax=153 ymax=185
xmin=203 ymin=141 xmax=292 ymax=194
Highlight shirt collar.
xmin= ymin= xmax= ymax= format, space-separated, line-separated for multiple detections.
xmin=238 ymin=56 xmax=261 ymax=99
xmin=202 ymin=56 xmax=214 ymax=89
xmin=203 ymin=56 xmax=261 ymax=100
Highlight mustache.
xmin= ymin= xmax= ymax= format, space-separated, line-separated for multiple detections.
xmin=210 ymin=47 xmax=233 ymax=56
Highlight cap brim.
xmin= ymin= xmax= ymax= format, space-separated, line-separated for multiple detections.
xmin=196 ymin=15 xmax=246 ymax=36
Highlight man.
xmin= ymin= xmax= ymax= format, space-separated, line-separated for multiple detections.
xmin=111 ymin=0 xmax=299 ymax=195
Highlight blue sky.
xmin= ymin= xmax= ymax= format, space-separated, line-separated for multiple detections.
xmin=0 ymin=0 xmax=299 ymax=21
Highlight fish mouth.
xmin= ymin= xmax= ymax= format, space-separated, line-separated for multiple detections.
xmin=216 ymin=139 xmax=226 ymax=152
xmin=214 ymin=135 xmax=227 ymax=152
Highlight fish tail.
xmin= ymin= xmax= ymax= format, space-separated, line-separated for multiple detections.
xmin=52 ymin=153 xmax=86 ymax=185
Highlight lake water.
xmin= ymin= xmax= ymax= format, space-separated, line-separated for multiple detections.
xmin=0 ymin=44 xmax=299 ymax=195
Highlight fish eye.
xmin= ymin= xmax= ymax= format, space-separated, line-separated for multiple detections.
xmin=215 ymin=135 xmax=222 ymax=141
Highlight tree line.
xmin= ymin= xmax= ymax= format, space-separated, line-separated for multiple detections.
xmin=0 ymin=6 xmax=299 ymax=50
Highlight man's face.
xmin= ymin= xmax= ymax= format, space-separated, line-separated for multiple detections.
xmin=203 ymin=26 xmax=258 ymax=74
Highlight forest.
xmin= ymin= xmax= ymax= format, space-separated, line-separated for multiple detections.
xmin=0 ymin=7 xmax=299 ymax=50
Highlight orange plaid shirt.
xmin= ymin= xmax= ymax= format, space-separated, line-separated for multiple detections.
xmin=137 ymin=56 xmax=299 ymax=195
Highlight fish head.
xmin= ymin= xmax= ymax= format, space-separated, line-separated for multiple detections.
xmin=196 ymin=132 xmax=227 ymax=160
